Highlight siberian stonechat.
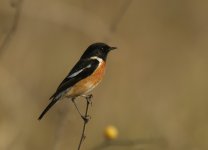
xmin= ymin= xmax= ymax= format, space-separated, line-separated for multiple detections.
xmin=38 ymin=43 xmax=116 ymax=120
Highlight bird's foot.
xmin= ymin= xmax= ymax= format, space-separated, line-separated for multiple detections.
xmin=81 ymin=115 xmax=91 ymax=123
xmin=86 ymin=94 xmax=93 ymax=99
xmin=81 ymin=94 xmax=93 ymax=106
xmin=86 ymin=94 xmax=93 ymax=106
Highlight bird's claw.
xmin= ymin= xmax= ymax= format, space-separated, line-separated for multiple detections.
xmin=81 ymin=115 xmax=91 ymax=123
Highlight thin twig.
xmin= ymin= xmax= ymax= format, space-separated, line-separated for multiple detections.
xmin=0 ymin=0 xmax=23 ymax=55
xmin=104 ymin=0 xmax=132 ymax=42
xmin=77 ymin=96 xmax=92 ymax=150
xmin=110 ymin=0 xmax=133 ymax=32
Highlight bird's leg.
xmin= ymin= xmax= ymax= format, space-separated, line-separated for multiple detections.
xmin=86 ymin=94 xmax=93 ymax=106
xmin=71 ymin=98 xmax=85 ymax=120
xmin=82 ymin=94 xmax=93 ymax=123
xmin=81 ymin=94 xmax=93 ymax=106
xmin=71 ymin=97 xmax=91 ymax=122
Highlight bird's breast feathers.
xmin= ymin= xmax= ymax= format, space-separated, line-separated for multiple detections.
xmin=66 ymin=59 xmax=106 ymax=97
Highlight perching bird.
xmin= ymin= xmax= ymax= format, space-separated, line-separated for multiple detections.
xmin=38 ymin=43 xmax=116 ymax=120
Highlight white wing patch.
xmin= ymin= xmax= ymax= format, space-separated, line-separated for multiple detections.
xmin=68 ymin=64 xmax=92 ymax=78
xmin=67 ymin=57 xmax=103 ymax=79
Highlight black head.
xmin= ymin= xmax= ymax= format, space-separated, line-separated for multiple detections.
xmin=80 ymin=43 xmax=116 ymax=61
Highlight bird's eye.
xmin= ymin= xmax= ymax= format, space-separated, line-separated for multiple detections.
xmin=100 ymin=47 xmax=104 ymax=50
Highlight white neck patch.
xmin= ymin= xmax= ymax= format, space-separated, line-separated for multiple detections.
xmin=90 ymin=56 xmax=103 ymax=64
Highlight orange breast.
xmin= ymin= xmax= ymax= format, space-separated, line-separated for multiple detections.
xmin=67 ymin=62 xmax=106 ymax=97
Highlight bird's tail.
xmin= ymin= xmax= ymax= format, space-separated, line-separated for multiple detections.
xmin=38 ymin=99 xmax=58 ymax=120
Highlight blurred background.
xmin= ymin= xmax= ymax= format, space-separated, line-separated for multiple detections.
xmin=0 ymin=0 xmax=208 ymax=150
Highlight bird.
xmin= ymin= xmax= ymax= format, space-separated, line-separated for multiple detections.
xmin=38 ymin=42 xmax=116 ymax=120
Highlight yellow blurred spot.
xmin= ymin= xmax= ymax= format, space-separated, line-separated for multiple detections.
xmin=104 ymin=125 xmax=118 ymax=140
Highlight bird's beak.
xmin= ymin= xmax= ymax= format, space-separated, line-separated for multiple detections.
xmin=109 ymin=47 xmax=117 ymax=51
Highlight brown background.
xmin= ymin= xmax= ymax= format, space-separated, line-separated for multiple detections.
xmin=0 ymin=0 xmax=208 ymax=150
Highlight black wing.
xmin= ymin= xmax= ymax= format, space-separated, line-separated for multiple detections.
xmin=49 ymin=58 xmax=99 ymax=100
